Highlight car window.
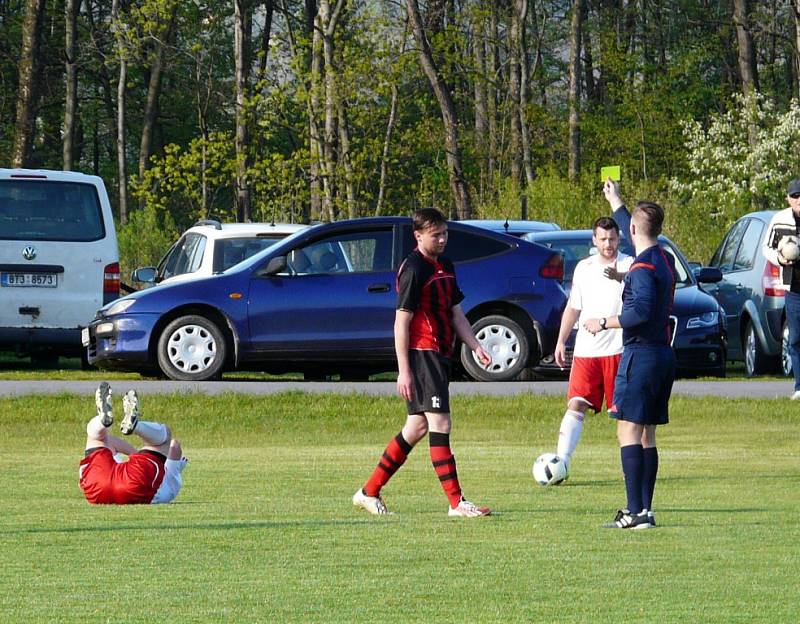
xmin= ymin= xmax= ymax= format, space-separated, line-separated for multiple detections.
xmin=286 ymin=228 xmax=393 ymax=275
xmin=732 ymin=219 xmax=764 ymax=271
xmin=445 ymin=228 xmax=511 ymax=263
xmin=216 ymin=236 xmax=285 ymax=272
xmin=160 ymin=233 xmax=206 ymax=279
xmin=710 ymin=219 xmax=747 ymax=271
xmin=0 ymin=180 xmax=105 ymax=242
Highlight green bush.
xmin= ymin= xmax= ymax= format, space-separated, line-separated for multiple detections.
xmin=116 ymin=204 xmax=178 ymax=285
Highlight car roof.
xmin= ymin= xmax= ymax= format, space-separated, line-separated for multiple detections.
xmin=186 ymin=221 xmax=307 ymax=238
xmin=461 ymin=219 xmax=560 ymax=234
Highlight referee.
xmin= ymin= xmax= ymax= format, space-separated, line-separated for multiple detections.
xmin=585 ymin=182 xmax=676 ymax=529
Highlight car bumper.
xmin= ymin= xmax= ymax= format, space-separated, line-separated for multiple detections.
xmin=0 ymin=327 xmax=84 ymax=355
xmin=84 ymin=314 xmax=158 ymax=368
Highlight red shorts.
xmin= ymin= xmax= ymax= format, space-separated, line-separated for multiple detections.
xmin=567 ymin=354 xmax=622 ymax=412
xmin=79 ymin=448 xmax=166 ymax=504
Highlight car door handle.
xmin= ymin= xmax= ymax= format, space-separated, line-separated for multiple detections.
xmin=368 ymin=283 xmax=390 ymax=293
xmin=735 ymin=284 xmax=743 ymax=291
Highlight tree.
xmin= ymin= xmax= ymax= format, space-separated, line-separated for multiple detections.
xmin=63 ymin=0 xmax=79 ymax=170
xmin=405 ymin=0 xmax=471 ymax=219
xmin=12 ymin=0 xmax=45 ymax=167
xmin=567 ymin=0 xmax=583 ymax=182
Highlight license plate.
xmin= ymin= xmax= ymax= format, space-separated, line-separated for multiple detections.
xmin=81 ymin=327 xmax=90 ymax=346
xmin=0 ymin=272 xmax=57 ymax=287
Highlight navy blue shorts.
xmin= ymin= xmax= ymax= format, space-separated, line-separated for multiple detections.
xmin=609 ymin=345 xmax=675 ymax=425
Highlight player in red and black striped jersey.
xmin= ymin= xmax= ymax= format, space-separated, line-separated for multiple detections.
xmin=353 ymin=208 xmax=493 ymax=517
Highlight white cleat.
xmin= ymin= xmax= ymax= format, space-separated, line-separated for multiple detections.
xmin=120 ymin=390 xmax=140 ymax=435
xmin=95 ymin=382 xmax=113 ymax=427
xmin=791 ymin=391 xmax=800 ymax=400
xmin=448 ymin=498 xmax=491 ymax=518
xmin=352 ymin=489 xmax=391 ymax=515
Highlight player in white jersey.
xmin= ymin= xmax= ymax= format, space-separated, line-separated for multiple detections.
xmin=552 ymin=215 xmax=633 ymax=470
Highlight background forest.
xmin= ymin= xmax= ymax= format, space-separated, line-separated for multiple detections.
xmin=4 ymin=0 xmax=800 ymax=275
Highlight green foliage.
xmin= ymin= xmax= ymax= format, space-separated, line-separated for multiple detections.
xmin=116 ymin=203 xmax=178 ymax=281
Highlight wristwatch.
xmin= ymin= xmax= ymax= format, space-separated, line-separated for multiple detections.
xmin=599 ymin=317 xmax=607 ymax=330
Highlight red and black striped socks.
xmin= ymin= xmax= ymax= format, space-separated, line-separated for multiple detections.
xmin=429 ymin=431 xmax=462 ymax=508
xmin=363 ymin=432 xmax=413 ymax=497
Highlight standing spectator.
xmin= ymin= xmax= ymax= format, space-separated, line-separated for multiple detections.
xmin=762 ymin=179 xmax=800 ymax=399
xmin=353 ymin=208 xmax=492 ymax=517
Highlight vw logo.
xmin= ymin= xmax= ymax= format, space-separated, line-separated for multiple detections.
xmin=22 ymin=246 xmax=37 ymax=261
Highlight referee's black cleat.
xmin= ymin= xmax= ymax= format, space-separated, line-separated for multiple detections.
xmin=602 ymin=509 xmax=652 ymax=529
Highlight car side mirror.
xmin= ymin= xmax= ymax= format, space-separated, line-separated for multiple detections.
xmin=132 ymin=267 xmax=157 ymax=283
xmin=259 ymin=255 xmax=287 ymax=276
xmin=694 ymin=266 xmax=723 ymax=283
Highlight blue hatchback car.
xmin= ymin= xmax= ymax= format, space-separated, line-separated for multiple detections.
xmin=85 ymin=217 xmax=567 ymax=381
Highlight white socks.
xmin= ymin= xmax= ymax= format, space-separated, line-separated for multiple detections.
xmin=132 ymin=420 xmax=169 ymax=446
xmin=557 ymin=409 xmax=585 ymax=465
xmin=86 ymin=416 xmax=109 ymax=440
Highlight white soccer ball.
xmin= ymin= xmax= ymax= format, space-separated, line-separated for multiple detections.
xmin=779 ymin=236 xmax=800 ymax=262
xmin=532 ymin=453 xmax=568 ymax=486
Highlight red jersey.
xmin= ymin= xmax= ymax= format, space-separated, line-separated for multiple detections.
xmin=396 ymin=249 xmax=464 ymax=358
xmin=79 ymin=448 xmax=166 ymax=504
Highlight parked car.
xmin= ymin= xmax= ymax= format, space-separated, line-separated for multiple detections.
xmin=460 ymin=219 xmax=560 ymax=237
xmin=84 ymin=217 xmax=568 ymax=382
xmin=524 ymin=229 xmax=727 ymax=378
xmin=704 ymin=210 xmax=790 ymax=376
xmin=131 ymin=220 xmax=308 ymax=288
xmin=0 ymin=168 xmax=119 ymax=364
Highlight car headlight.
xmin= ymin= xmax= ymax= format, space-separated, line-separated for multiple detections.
xmin=105 ymin=298 xmax=136 ymax=316
xmin=686 ymin=311 xmax=719 ymax=329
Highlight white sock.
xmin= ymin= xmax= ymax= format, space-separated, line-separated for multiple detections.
xmin=133 ymin=420 xmax=169 ymax=446
xmin=557 ymin=409 xmax=585 ymax=464
xmin=86 ymin=416 xmax=109 ymax=440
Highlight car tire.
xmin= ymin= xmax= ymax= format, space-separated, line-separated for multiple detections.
xmin=744 ymin=320 xmax=770 ymax=377
xmin=461 ymin=315 xmax=529 ymax=381
xmin=157 ymin=315 xmax=227 ymax=381
xmin=782 ymin=319 xmax=793 ymax=377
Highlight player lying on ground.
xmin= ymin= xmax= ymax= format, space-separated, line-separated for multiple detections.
xmin=78 ymin=382 xmax=188 ymax=504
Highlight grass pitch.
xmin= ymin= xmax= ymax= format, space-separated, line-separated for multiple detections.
xmin=0 ymin=392 xmax=798 ymax=623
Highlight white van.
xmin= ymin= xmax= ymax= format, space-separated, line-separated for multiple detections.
xmin=0 ymin=169 xmax=120 ymax=364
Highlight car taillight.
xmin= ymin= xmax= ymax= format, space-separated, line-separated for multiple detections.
xmin=762 ymin=261 xmax=786 ymax=297
xmin=104 ymin=262 xmax=120 ymax=295
xmin=539 ymin=252 xmax=564 ymax=281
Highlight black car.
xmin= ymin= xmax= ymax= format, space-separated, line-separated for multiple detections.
xmin=524 ymin=229 xmax=727 ymax=378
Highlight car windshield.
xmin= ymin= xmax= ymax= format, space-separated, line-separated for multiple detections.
xmin=0 ymin=180 xmax=105 ymax=242
xmin=531 ymin=236 xmax=692 ymax=290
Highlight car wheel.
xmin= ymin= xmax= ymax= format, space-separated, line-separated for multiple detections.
xmin=461 ymin=315 xmax=529 ymax=381
xmin=744 ymin=320 xmax=770 ymax=377
xmin=782 ymin=320 xmax=793 ymax=377
xmin=157 ymin=315 xmax=227 ymax=381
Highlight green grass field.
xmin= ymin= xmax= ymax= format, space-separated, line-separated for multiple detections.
xmin=1 ymin=391 xmax=798 ymax=623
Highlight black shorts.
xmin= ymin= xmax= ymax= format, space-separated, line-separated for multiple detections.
xmin=406 ymin=350 xmax=451 ymax=414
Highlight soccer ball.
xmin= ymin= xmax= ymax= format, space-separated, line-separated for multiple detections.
xmin=778 ymin=235 xmax=800 ymax=262
xmin=532 ymin=453 xmax=568 ymax=486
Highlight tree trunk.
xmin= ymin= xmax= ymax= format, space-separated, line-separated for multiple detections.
xmin=234 ymin=0 xmax=252 ymax=222
xmin=487 ymin=4 xmax=499 ymax=189
xmin=794 ymin=0 xmax=800 ymax=98
xmin=473 ymin=11 xmax=488 ymax=203
xmin=733 ymin=0 xmax=759 ymax=96
xmin=12 ymin=0 xmax=45 ymax=167
xmin=517 ymin=0 xmax=534 ymax=185
xmin=582 ymin=0 xmax=596 ymax=104
xmin=568 ymin=0 xmax=584 ymax=182
xmin=405 ymin=0 xmax=471 ymax=219
xmin=508 ymin=2 xmax=522 ymax=189
xmin=138 ymin=2 xmax=177 ymax=191
xmin=306 ymin=0 xmax=322 ymax=222
xmin=63 ymin=0 xmax=79 ymax=170
xmin=376 ymin=26 xmax=406 ymax=216
xmin=111 ymin=0 xmax=128 ymax=223
xmin=337 ymin=100 xmax=356 ymax=218
xmin=733 ymin=0 xmax=759 ymax=150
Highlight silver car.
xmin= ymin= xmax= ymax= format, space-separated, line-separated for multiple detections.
xmin=704 ymin=211 xmax=790 ymax=376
